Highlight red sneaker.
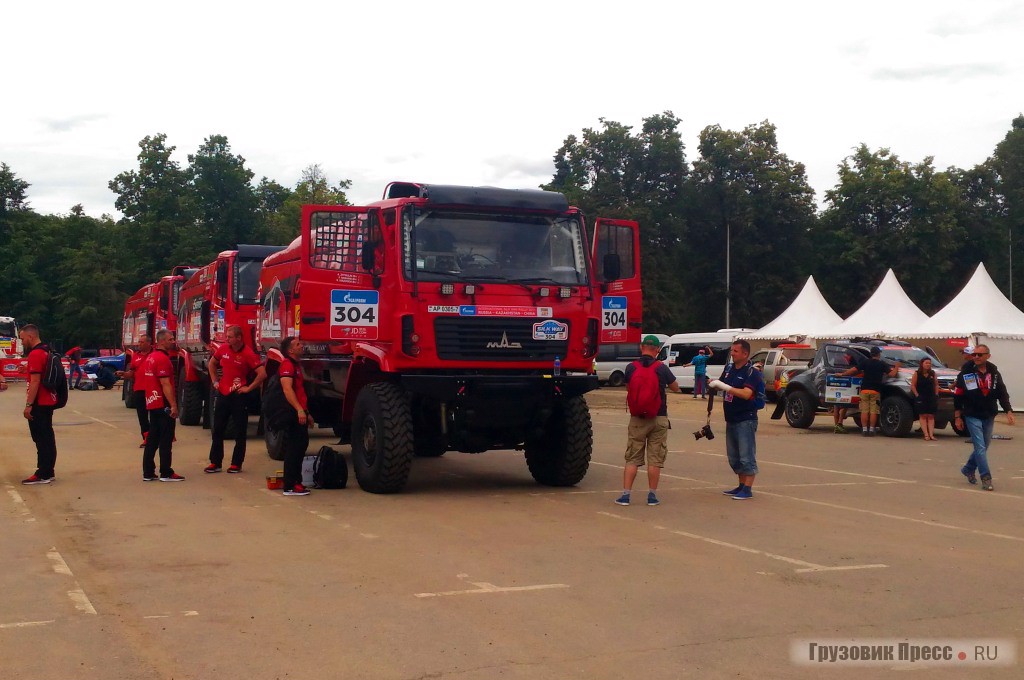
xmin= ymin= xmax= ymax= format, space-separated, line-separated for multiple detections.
xmin=283 ymin=484 xmax=310 ymax=496
xmin=22 ymin=475 xmax=54 ymax=485
xmin=159 ymin=473 xmax=186 ymax=482
xmin=226 ymin=465 xmax=241 ymax=474
xmin=204 ymin=464 xmax=222 ymax=473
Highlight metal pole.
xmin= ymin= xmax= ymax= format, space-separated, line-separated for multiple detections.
xmin=726 ymin=219 xmax=731 ymax=327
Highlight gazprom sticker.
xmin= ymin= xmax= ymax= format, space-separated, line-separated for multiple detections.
xmin=601 ymin=296 xmax=627 ymax=331
xmin=330 ymin=290 xmax=379 ymax=340
xmin=533 ymin=319 xmax=568 ymax=341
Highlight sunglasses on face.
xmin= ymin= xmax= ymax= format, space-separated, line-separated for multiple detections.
xmin=972 ymin=352 xmax=989 ymax=357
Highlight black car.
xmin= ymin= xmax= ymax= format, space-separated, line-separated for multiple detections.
xmin=777 ymin=340 xmax=961 ymax=437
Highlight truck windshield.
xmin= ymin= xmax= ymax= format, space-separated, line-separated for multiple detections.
xmin=235 ymin=259 xmax=264 ymax=304
xmin=403 ymin=210 xmax=589 ymax=285
xmin=878 ymin=347 xmax=947 ymax=369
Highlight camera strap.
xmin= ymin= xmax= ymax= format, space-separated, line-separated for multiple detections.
xmin=705 ymin=389 xmax=715 ymax=426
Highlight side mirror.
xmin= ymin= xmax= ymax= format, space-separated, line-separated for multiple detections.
xmin=602 ymin=253 xmax=621 ymax=282
xmin=361 ymin=241 xmax=376 ymax=272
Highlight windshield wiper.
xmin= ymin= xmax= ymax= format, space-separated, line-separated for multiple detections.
xmin=511 ymin=277 xmax=562 ymax=284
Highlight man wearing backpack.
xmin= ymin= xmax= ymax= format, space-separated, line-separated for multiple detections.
xmin=709 ymin=339 xmax=765 ymax=500
xmin=18 ymin=324 xmax=59 ymax=485
xmin=615 ymin=335 xmax=680 ymax=507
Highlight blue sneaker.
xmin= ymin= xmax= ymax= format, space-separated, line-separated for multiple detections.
xmin=961 ymin=466 xmax=977 ymax=485
xmin=722 ymin=486 xmax=742 ymax=496
xmin=732 ymin=487 xmax=753 ymax=500
xmin=614 ymin=493 xmax=631 ymax=506
xmin=647 ymin=491 xmax=660 ymax=506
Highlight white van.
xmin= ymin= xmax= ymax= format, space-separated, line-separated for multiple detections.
xmin=595 ymin=334 xmax=669 ymax=386
xmin=658 ymin=329 xmax=757 ymax=390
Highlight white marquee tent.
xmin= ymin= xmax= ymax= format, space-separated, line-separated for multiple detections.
xmin=739 ymin=276 xmax=844 ymax=341
xmin=902 ymin=263 xmax=1024 ymax=407
xmin=908 ymin=264 xmax=1024 ymax=339
xmin=815 ymin=269 xmax=930 ymax=339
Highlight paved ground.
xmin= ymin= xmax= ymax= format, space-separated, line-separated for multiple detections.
xmin=1 ymin=384 xmax=1021 ymax=679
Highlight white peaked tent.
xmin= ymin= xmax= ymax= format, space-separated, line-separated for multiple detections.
xmin=903 ymin=263 xmax=1024 ymax=407
xmin=740 ymin=276 xmax=844 ymax=340
xmin=815 ymin=269 xmax=930 ymax=339
xmin=909 ymin=263 xmax=1024 ymax=339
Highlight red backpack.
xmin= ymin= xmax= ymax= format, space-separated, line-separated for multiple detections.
xmin=627 ymin=360 xmax=663 ymax=418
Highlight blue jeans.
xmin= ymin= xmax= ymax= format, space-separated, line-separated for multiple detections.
xmin=694 ymin=374 xmax=706 ymax=396
xmin=726 ymin=418 xmax=758 ymax=475
xmin=963 ymin=416 xmax=994 ymax=478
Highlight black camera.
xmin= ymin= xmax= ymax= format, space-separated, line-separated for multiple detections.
xmin=693 ymin=424 xmax=715 ymax=440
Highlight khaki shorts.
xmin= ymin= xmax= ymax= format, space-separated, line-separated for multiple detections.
xmin=625 ymin=416 xmax=670 ymax=468
xmin=860 ymin=390 xmax=881 ymax=415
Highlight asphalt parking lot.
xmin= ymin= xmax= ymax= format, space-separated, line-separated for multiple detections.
xmin=1 ymin=385 xmax=1021 ymax=679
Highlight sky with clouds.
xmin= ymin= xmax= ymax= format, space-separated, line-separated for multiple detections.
xmin=2 ymin=0 xmax=1021 ymax=218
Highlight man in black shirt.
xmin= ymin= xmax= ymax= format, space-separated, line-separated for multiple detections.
xmin=840 ymin=346 xmax=898 ymax=436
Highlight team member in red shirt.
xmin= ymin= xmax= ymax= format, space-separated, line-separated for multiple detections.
xmin=117 ymin=334 xmax=152 ymax=447
xmin=19 ymin=324 xmax=59 ymax=485
xmin=205 ymin=325 xmax=266 ymax=474
xmin=278 ymin=336 xmax=311 ymax=496
xmin=141 ymin=330 xmax=184 ymax=482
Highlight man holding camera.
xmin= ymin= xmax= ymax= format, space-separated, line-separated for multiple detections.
xmin=709 ymin=339 xmax=764 ymax=501
xmin=615 ymin=335 xmax=680 ymax=507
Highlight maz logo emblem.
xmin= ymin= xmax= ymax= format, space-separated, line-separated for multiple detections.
xmin=486 ymin=332 xmax=522 ymax=349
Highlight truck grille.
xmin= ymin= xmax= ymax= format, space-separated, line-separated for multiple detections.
xmin=434 ymin=317 xmax=570 ymax=361
xmin=938 ymin=376 xmax=956 ymax=390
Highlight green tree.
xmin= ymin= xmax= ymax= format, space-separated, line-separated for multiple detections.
xmin=269 ymin=165 xmax=352 ymax=245
xmin=687 ymin=121 xmax=816 ymax=328
xmin=1 ymin=161 xmax=31 ymax=216
xmin=109 ymin=134 xmax=192 ymax=291
xmin=55 ymin=212 xmax=125 ymax=347
xmin=814 ymin=145 xmax=962 ymax=314
xmin=183 ymin=134 xmax=261 ymax=264
xmin=546 ymin=112 xmax=689 ymax=331
xmin=990 ymin=114 xmax=1024 ymax=302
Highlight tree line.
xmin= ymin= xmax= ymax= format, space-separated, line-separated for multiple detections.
xmin=2 ymin=116 xmax=1022 ymax=348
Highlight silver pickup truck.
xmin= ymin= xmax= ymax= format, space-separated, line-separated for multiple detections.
xmin=750 ymin=345 xmax=815 ymax=400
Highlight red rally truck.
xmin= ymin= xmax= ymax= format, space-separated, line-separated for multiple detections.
xmin=176 ymin=245 xmax=286 ymax=426
xmin=257 ymin=181 xmax=641 ymax=493
xmin=120 ymin=265 xmax=197 ymax=407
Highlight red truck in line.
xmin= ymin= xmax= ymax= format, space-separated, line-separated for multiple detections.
xmin=175 ymin=245 xmax=285 ymax=426
xmin=256 ymin=181 xmax=642 ymax=493
xmin=120 ymin=265 xmax=197 ymax=407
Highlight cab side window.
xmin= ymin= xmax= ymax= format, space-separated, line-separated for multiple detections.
xmin=310 ymin=211 xmax=372 ymax=272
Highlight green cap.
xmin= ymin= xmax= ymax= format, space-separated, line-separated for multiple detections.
xmin=641 ymin=334 xmax=662 ymax=347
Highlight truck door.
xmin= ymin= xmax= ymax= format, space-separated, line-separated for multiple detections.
xmin=299 ymin=205 xmax=380 ymax=342
xmin=592 ymin=218 xmax=641 ymax=343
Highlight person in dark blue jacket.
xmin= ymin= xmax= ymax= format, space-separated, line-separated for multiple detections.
xmin=954 ymin=344 xmax=1015 ymax=491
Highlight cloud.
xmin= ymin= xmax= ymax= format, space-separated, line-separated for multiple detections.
xmin=482 ymin=155 xmax=555 ymax=186
xmin=871 ymin=63 xmax=1005 ymax=82
xmin=39 ymin=113 xmax=108 ymax=133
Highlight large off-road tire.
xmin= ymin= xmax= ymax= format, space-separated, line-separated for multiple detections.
xmin=264 ymin=427 xmax=286 ymax=461
xmin=784 ymin=389 xmax=816 ymax=429
xmin=177 ymin=369 xmax=204 ymax=426
xmin=607 ymin=370 xmax=626 ymax=388
xmin=123 ymin=378 xmax=136 ymax=409
xmin=524 ymin=396 xmax=593 ymax=487
xmin=351 ymin=383 xmax=415 ymax=494
xmin=879 ymin=395 xmax=914 ymax=437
